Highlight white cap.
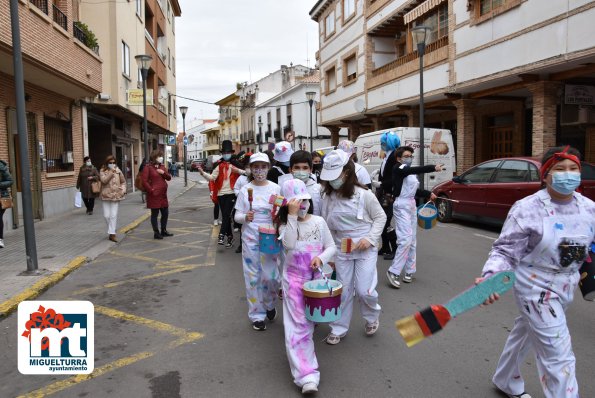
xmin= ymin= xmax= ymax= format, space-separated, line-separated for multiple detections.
xmin=319 ymin=150 xmax=350 ymax=181
xmin=281 ymin=179 xmax=311 ymax=201
xmin=249 ymin=152 xmax=270 ymax=164
xmin=273 ymin=141 xmax=294 ymax=162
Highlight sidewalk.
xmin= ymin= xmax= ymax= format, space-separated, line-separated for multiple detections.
xmin=0 ymin=175 xmax=198 ymax=316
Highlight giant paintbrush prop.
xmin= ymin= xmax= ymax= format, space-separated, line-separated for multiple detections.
xmin=396 ymin=271 xmax=515 ymax=347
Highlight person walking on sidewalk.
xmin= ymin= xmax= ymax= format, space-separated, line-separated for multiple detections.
xmin=278 ymin=179 xmax=336 ymax=394
xmin=142 ymin=150 xmax=173 ymax=240
xmin=319 ymin=150 xmax=386 ymax=345
xmin=234 ymin=152 xmax=281 ymax=331
xmin=0 ymin=159 xmax=14 ymax=249
xmin=386 ymin=146 xmax=444 ymax=288
xmin=198 ymin=140 xmax=240 ymax=248
xmin=100 ymin=155 xmax=127 ymax=242
xmin=76 ymin=156 xmax=100 ymax=215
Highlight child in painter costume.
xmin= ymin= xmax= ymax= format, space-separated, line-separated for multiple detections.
xmin=234 ymin=152 xmax=281 ymax=331
xmin=278 ymin=179 xmax=336 ymax=395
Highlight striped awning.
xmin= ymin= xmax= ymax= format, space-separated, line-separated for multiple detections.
xmin=404 ymin=0 xmax=447 ymax=24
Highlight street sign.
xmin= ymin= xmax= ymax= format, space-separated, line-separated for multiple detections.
xmin=183 ymin=136 xmax=188 ymax=146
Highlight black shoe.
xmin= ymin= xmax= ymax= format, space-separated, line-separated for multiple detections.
xmin=217 ymin=234 xmax=224 ymax=245
xmin=235 ymin=244 xmax=242 ymax=253
xmin=252 ymin=321 xmax=266 ymax=331
xmin=88 ymin=211 xmax=93 ymax=215
xmin=383 ymin=251 xmax=396 ymax=260
xmin=154 ymin=232 xmax=163 ymax=240
xmin=266 ymin=308 xmax=277 ymax=322
xmin=225 ymin=236 xmax=234 ymax=248
xmin=161 ymin=230 xmax=174 ymax=237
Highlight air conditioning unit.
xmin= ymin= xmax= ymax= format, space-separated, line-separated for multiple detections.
xmin=560 ymin=105 xmax=595 ymax=125
xmin=62 ymin=151 xmax=74 ymax=164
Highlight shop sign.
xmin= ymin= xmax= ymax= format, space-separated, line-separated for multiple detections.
xmin=565 ymin=85 xmax=595 ymax=105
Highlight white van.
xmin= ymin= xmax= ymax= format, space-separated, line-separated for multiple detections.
xmin=354 ymin=127 xmax=456 ymax=191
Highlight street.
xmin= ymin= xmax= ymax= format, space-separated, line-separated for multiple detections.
xmin=1 ymin=181 xmax=593 ymax=398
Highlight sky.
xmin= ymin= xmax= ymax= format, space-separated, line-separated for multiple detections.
xmin=175 ymin=0 xmax=320 ymax=128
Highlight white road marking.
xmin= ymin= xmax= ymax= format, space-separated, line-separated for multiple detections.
xmin=473 ymin=233 xmax=497 ymax=241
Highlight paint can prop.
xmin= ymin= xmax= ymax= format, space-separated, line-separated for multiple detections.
xmin=258 ymin=225 xmax=280 ymax=254
xmin=417 ymin=202 xmax=438 ymax=230
xmin=302 ymin=280 xmax=343 ymax=323
xmin=578 ymin=245 xmax=595 ymax=301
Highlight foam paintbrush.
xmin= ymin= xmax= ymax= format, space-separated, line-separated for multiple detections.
xmin=395 ymin=271 xmax=515 ymax=347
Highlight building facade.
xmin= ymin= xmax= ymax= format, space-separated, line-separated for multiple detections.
xmin=185 ymin=119 xmax=217 ymax=160
xmin=216 ymin=93 xmax=242 ymax=153
xmin=80 ymin=0 xmax=181 ymax=188
xmin=310 ymin=0 xmax=595 ymax=173
xmin=0 ymin=0 xmax=102 ymax=230
xmin=201 ymin=125 xmax=221 ymax=156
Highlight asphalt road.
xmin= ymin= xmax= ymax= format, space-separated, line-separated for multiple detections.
xmin=1 ymin=181 xmax=593 ymax=398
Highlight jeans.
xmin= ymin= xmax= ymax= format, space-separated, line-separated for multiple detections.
xmin=217 ymin=194 xmax=235 ymax=238
xmin=151 ymin=207 xmax=169 ymax=232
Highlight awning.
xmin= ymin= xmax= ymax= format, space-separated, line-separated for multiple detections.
xmin=404 ymin=0 xmax=446 ymax=24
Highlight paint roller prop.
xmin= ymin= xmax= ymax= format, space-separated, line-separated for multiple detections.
xmin=395 ymin=271 xmax=515 ymax=347
xmin=268 ymin=194 xmax=287 ymax=218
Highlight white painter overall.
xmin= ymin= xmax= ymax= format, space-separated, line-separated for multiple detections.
xmin=325 ymin=189 xmax=381 ymax=337
xmin=389 ymin=170 xmax=419 ymax=276
xmin=493 ymin=191 xmax=592 ymax=398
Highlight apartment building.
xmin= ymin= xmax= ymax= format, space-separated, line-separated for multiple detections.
xmin=80 ymin=0 xmax=181 ymax=187
xmin=0 ymin=0 xmax=102 ymax=229
xmin=310 ymin=0 xmax=595 ymax=173
xmin=216 ymin=93 xmax=241 ymax=153
xmin=201 ymin=125 xmax=222 ymax=156
xmin=185 ymin=119 xmax=217 ymax=160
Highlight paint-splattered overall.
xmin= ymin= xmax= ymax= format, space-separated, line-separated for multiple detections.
xmin=283 ymin=240 xmax=324 ymax=387
xmin=491 ymin=190 xmax=593 ymax=398
xmin=389 ymin=173 xmax=419 ymax=277
xmin=235 ymin=182 xmax=281 ymax=322
xmin=325 ymin=189 xmax=382 ymax=337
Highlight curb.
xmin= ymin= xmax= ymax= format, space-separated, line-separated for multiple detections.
xmin=0 ymin=256 xmax=88 ymax=318
xmin=0 ymin=181 xmax=197 ymax=319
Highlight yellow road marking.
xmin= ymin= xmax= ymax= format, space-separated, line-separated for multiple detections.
xmin=117 ymin=211 xmax=151 ymax=234
xmin=170 ymin=254 xmax=203 ymax=263
xmin=166 ymin=218 xmax=202 ymax=225
xmin=124 ymin=235 xmax=203 ymax=249
xmin=94 ymin=305 xmax=191 ymax=337
xmin=0 ymin=256 xmax=87 ymax=317
xmin=139 ymin=240 xmax=206 ymax=255
xmin=206 ymin=225 xmax=218 ymax=266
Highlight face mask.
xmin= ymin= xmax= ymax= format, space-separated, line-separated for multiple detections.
xmin=550 ymin=171 xmax=581 ymax=195
xmin=252 ymin=167 xmax=268 ymax=182
xmin=85 ymin=161 xmax=92 ymax=167
xmin=157 ymin=157 xmax=164 ymax=164
xmin=222 ymin=154 xmax=232 ymax=161
xmin=329 ymin=176 xmax=344 ymax=190
xmin=401 ymin=158 xmax=413 ymax=166
xmin=298 ymin=201 xmax=310 ymax=218
xmin=108 ymin=163 xmax=116 ymax=170
xmin=293 ymin=171 xmax=310 ymax=182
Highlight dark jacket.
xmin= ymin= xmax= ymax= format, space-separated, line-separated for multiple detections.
xmin=267 ymin=164 xmax=289 ymax=184
xmin=76 ymin=165 xmax=100 ymax=199
xmin=391 ymin=163 xmax=436 ymax=200
xmin=379 ymin=151 xmax=397 ymax=194
xmin=0 ymin=160 xmax=13 ymax=198
xmin=142 ymin=162 xmax=171 ymax=209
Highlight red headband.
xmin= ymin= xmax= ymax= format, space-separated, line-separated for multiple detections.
xmin=540 ymin=146 xmax=581 ymax=180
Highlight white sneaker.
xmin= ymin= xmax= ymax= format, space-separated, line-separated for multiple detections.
xmin=302 ymin=382 xmax=318 ymax=394
xmin=403 ymin=273 xmax=413 ymax=283
xmin=0 ymin=238 xmax=4 ymax=248
xmin=213 ymin=220 xmax=218 ymax=226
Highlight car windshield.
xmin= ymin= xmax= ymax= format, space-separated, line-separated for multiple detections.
xmin=462 ymin=160 xmax=501 ymax=183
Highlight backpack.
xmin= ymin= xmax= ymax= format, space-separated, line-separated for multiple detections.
xmin=135 ymin=172 xmax=145 ymax=192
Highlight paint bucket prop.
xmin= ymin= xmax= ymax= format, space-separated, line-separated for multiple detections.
xmin=258 ymin=225 xmax=280 ymax=254
xmin=417 ymin=202 xmax=438 ymax=230
xmin=303 ymin=279 xmax=343 ymax=323
xmin=579 ymin=246 xmax=595 ymax=301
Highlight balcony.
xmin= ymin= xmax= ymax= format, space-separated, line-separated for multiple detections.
xmin=73 ymin=22 xmax=99 ymax=55
xmin=52 ymin=3 xmax=67 ymax=31
xmin=30 ymin=0 xmax=48 ymax=14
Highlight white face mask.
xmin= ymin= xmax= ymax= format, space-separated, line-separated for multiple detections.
xmin=107 ymin=163 xmax=116 ymax=170
xmin=157 ymin=157 xmax=164 ymax=164
xmin=85 ymin=161 xmax=92 ymax=167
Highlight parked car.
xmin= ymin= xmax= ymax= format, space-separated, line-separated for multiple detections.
xmin=205 ymin=155 xmax=221 ymax=173
xmin=188 ymin=159 xmax=205 ymax=172
xmin=432 ymin=157 xmax=595 ymax=226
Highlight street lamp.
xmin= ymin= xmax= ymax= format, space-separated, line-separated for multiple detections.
xmin=135 ymin=54 xmax=152 ymax=162
xmin=306 ymin=91 xmax=316 ymax=151
xmin=179 ymin=105 xmax=188 ymax=187
xmin=411 ymin=25 xmax=431 ymax=188
xmin=257 ymin=121 xmax=263 ymax=152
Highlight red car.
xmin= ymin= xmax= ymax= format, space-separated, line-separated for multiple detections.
xmin=433 ymin=157 xmax=595 ymax=226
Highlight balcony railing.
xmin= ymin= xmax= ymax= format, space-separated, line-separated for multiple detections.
xmin=73 ymin=22 xmax=100 ymax=55
xmin=371 ymin=36 xmax=449 ymax=78
xmin=30 ymin=0 xmax=48 ymax=14
xmin=52 ymin=4 xmax=67 ymax=31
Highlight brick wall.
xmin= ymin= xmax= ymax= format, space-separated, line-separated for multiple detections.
xmin=527 ymin=81 xmax=562 ymax=159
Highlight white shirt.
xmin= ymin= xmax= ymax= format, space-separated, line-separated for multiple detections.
xmin=279 ymin=214 xmax=336 ymax=265
xmin=355 ymin=163 xmax=371 ymax=186
xmin=233 ymin=175 xmax=249 ymax=196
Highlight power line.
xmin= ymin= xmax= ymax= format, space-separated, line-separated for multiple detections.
xmin=171 ymin=94 xmax=313 ymax=109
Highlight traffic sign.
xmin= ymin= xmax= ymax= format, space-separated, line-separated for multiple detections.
xmin=183 ymin=136 xmax=188 ymax=146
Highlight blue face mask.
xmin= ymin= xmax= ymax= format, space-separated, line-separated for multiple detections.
xmin=329 ymin=177 xmax=344 ymax=190
xmin=401 ymin=157 xmax=413 ymax=166
xmin=222 ymin=154 xmax=232 ymax=161
xmin=550 ymin=171 xmax=581 ymax=195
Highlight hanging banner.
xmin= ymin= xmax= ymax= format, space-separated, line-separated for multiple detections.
xmin=127 ymin=89 xmax=154 ymax=106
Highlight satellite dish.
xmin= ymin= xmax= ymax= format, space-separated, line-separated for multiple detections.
xmin=354 ymin=98 xmax=366 ymax=113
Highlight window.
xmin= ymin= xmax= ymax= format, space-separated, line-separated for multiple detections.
xmin=462 ymin=160 xmax=501 ymax=183
xmin=44 ymin=116 xmax=74 ymax=173
xmin=167 ymin=1 xmax=171 ymax=21
xmin=136 ymin=0 xmax=142 ymax=17
xmin=343 ymin=53 xmax=357 ymax=84
xmin=122 ymin=41 xmax=130 ymax=77
xmin=470 ymin=0 xmax=520 ymax=24
xmin=493 ymin=160 xmax=530 ymax=183
xmin=168 ymin=48 xmax=171 ymax=68
xmin=343 ymin=0 xmax=355 ymax=21
xmin=480 ymin=0 xmax=504 ymax=15
xmin=325 ymin=66 xmax=337 ymax=94
xmin=172 ymin=56 xmax=175 ymax=76
xmin=325 ymin=10 xmax=335 ymax=38
xmin=412 ymin=3 xmax=448 ymax=45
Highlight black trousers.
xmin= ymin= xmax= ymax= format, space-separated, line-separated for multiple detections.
xmin=82 ymin=197 xmax=95 ymax=212
xmin=0 ymin=208 xmax=5 ymax=239
xmin=151 ymin=207 xmax=169 ymax=232
xmin=213 ymin=202 xmax=220 ymax=220
xmin=217 ymin=194 xmax=235 ymax=238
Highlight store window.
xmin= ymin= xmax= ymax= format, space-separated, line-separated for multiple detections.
xmin=44 ymin=116 xmax=74 ymax=173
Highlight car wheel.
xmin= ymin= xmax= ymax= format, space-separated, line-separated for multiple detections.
xmin=437 ymin=195 xmax=453 ymax=222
